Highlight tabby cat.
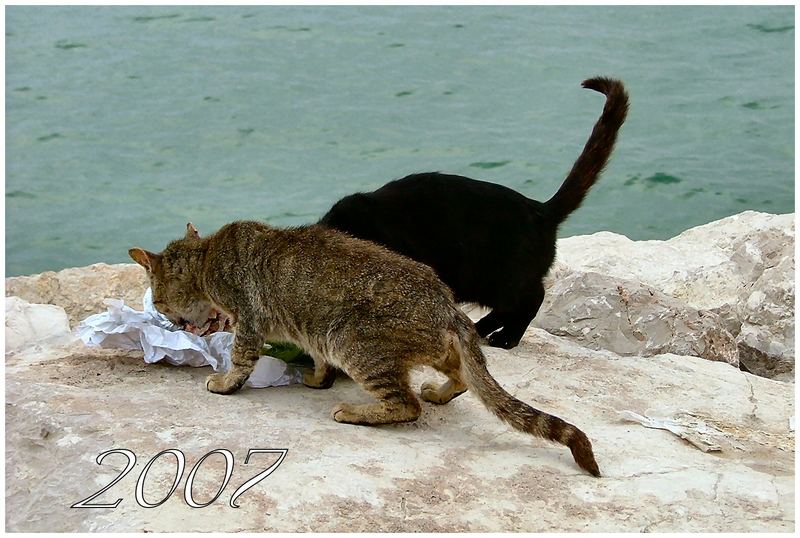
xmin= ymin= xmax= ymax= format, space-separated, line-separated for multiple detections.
xmin=320 ymin=77 xmax=629 ymax=349
xmin=129 ymin=221 xmax=600 ymax=476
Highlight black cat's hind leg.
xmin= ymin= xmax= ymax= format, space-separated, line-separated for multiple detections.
xmin=486 ymin=281 xmax=545 ymax=350
xmin=474 ymin=310 xmax=505 ymax=338
xmin=486 ymin=317 xmax=532 ymax=349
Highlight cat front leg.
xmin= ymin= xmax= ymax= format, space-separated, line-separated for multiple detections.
xmin=206 ymin=330 xmax=261 ymax=395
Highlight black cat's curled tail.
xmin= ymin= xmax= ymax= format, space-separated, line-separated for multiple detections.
xmin=545 ymin=77 xmax=629 ymax=224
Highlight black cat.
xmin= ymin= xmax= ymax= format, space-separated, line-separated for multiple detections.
xmin=320 ymin=77 xmax=629 ymax=349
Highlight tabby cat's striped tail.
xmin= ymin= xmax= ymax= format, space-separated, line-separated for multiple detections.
xmin=454 ymin=313 xmax=600 ymax=477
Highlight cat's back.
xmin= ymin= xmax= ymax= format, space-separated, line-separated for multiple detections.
xmin=300 ymin=223 xmax=448 ymax=289
xmin=377 ymin=172 xmax=531 ymax=203
xmin=211 ymin=220 xmax=449 ymax=296
xmin=322 ymin=172 xmax=539 ymax=226
xmin=322 ymin=172 xmax=549 ymax=252
xmin=319 ymin=173 xmax=554 ymax=293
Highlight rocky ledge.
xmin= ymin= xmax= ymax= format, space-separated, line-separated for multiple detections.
xmin=5 ymin=211 xmax=795 ymax=532
xmin=541 ymin=210 xmax=795 ymax=381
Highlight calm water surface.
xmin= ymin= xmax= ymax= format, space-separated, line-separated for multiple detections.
xmin=6 ymin=6 xmax=794 ymax=276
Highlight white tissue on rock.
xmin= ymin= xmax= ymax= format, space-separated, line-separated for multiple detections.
xmin=76 ymin=288 xmax=302 ymax=388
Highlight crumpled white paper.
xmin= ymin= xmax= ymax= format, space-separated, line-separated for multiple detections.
xmin=76 ymin=288 xmax=303 ymax=388
xmin=618 ymin=410 xmax=732 ymax=452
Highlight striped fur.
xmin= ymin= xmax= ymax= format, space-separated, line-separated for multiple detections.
xmin=130 ymin=220 xmax=599 ymax=476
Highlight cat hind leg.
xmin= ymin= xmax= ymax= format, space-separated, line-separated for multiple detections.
xmin=331 ymin=367 xmax=421 ymax=425
xmin=421 ymin=345 xmax=468 ymax=405
xmin=303 ymin=355 xmax=337 ymax=389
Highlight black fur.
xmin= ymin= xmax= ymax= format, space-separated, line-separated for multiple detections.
xmin=320 ymin=77 xmax=629 ymax=349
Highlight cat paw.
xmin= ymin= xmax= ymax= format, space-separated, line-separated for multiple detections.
xmin=303 ymin=369 xmax=335 ymax=389
xmin=420 ymin=381 xmax=447 ymax=404
xmin=331 ymin=403 xmax=359 ymax=423
xmin=487 ymin=331 xmax=521 ymax=349
xmin=302 ymin=370 xmax=317 ymax=387
xmin=421 ymin=381 xmax=467 ymax=405
xmin=206 ymin=373 xmax=239 ymax=395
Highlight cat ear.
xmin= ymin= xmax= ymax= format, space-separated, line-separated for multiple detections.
xmin=185 ymin=222 xmax=200 ymax=241
xmin=128 ymin=248 xmax=161 ymax=273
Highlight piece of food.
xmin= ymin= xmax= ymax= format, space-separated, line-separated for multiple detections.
xmin=181 ymin=311 xmax=232 ymax=336
xmin=172 ymin=308 xmax=309 ymax=364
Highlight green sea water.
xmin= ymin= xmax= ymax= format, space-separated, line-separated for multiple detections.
xmin=5 ymin=6 xmax=794 ymax=276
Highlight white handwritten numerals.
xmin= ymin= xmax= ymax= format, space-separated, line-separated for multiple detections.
xmin=70 ymin=448 xmax=287 ymax=509
xmin=184 ymin=449 xmax=235 ymax=508
xmin=135 ymin=449 xmax=185 ymax=508
xmin=229 ymin=449 xmax=288 ymax=508
xmin=70 ymin=449 xmax=137 ymax=509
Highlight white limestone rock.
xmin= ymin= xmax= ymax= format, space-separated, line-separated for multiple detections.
xmin=4 ymin=327 xmax=793 ymax=532
xmin=534 ymin=271 xmax=739 ymax=366
xmin=554 ymin=211 xmax=794 ymax=378
xmin=5 ymin=262 xmax=148 ymax=327
xmin=5 ymin=296 xmax=73 ymax=353
xmin=736 ymin=253 xmax=795 ymax=380
xmin=556 ymin=211 xmax=794 ymax=312
xmin=3 ymin=212 xmax=795 ymax=531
